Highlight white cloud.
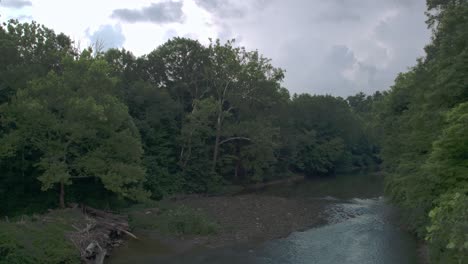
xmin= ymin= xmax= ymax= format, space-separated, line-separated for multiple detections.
xmin=1 ymin=0 xmax=431 ymax=96
xmin=194 ymin=0 xmax=430 ymax=96
xmin=111 ymin=1 xmax=185 ymax=24
xmin=87 ymin=24 xmax=125 ymax=51
xmin=0 ymin=0 xmax=31 ymax=9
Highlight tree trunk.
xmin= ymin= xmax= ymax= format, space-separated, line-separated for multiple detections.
xmin=59 ymin=181 xmax=65 ymax=208
xmin=212 ymin=82 xmax=229 ymax=173
xmin=21 ymin=148 xmax=25 ymax=193
xmin=234 ymin=142 xmax=241 ymax=182
xmin=212 ymin=113 xmax=222 ymax=172
xmin=180 ymin=130 xmax=193 ymax=169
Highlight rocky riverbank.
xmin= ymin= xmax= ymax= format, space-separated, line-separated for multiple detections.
xmin=172 ymin=193 xmax=327 ymax=247
xmin=120 ymin=191 xmax=330 ymax=257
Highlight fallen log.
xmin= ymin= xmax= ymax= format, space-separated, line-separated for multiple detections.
xmin=95 ymin=249 xmax=107 ymax=264
xmin=65 ymin=204 xmax=136 ymax=264
xmin=99 ymin=221 xmax=138 ymax=239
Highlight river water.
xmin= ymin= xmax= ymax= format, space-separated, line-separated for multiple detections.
xmin=110 ymin=172 xmax=418 ymax=264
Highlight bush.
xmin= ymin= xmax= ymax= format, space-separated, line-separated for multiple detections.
xmin=0 ymin=217 xmax=80 ymax=264
xmin=129 ymin=205 xmax=218 ymax=236
xmin=165 ymin=206 xmax=219 ymax=235
xmin=425 ymin=192 xmax=468 ymax=264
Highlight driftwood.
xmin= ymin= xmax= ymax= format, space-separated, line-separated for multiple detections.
xmin=66 ymin=204 xmax=136 ymax=264
xmin=84 ymin=241 xmax=107 ymax=264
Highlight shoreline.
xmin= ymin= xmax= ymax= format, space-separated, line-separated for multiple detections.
xmin=112 ymin=192 xmax=331 ymax=260
xmin=170 ymin=193 xmax=329 ymax=248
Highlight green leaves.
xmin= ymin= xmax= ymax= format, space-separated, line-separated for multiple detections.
xmin=0 ymin=20 xmax=381 ymax=218
xmin=424 ymin=103 xmax=468 ymax=194
xmin=0 ymin=20 xmax=75 ymax=104
xmin=377 ymin=1 xmax=468 ymax=262
xmin=0 ymin=219 xmax=80 ymax=264
xmin=0 ymin=54 xmax=149 ymax=205
xmin=286 ymin=94 xmax=371 ymax=176
xmin=425 ymin=192 xmax=468 ymax=263
xmin=420 ymin=104 xmax=468 ymax=262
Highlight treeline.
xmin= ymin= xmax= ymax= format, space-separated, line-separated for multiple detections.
xmin=0 ymin=20 xmax=377 ymax=215
xmin=369 ymin=0 xmax=467 ymax=262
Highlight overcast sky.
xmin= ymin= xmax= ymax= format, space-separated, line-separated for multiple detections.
xmin=0 ymin=0 xmax=431 ymax=96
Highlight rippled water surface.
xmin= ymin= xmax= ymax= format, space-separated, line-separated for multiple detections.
xmin=110 ymin=172 xmax=418 ymax=264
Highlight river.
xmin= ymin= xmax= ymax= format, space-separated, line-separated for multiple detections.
xmin=110 ymin=172 xmax=418 ymax=264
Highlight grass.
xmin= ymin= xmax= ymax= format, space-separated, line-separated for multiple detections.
xmin=0 ymin=210 xmax=81 ymax=264
xmin=0 ymin=201 xmax=219 ymax=263
xmin=128 ymin=203 xmax=219 ymax=236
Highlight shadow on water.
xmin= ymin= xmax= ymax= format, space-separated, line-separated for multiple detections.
xmin=110 ymin=171 xmax=418 ymax=264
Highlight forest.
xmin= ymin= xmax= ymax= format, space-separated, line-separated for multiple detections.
xmin=0 ymin=0 xmax=467 ymax=263
xmin=0 ymin=22 xmax=379 ymax=212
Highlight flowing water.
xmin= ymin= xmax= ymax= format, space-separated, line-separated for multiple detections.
xmin=110 ymin=172 xmax=418 ymax=264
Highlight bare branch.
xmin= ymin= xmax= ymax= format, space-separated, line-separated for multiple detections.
xmin=219 ymin=137 xmax=252 ymax=145
xmin=70 ymin=176 xmax=94 ymax=179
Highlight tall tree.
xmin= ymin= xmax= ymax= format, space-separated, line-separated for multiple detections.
xmin=205 ymin=40 xmax=284 ymax=176
xmin=0 ymin=20 xmax=75 ymax=104
xmin=0 ymin=53 xmax=149 ymax=207
xmin=378 ymin=1 xmax=468 ymax=261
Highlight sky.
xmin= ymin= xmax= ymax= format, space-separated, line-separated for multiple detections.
xmin=0 ymin=0 xmax=431 ymax=97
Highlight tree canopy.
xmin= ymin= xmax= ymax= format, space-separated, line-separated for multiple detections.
xmin=0 ymin=19 xmax=376 ymax=213
xmin=2 ymin=2 xmax=467 ymax=260
xmin=374 ymin=1 xmax=468 ymax=262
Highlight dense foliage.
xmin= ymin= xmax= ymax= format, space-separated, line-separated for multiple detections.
xmin=0 ymin=20 xmax=376 ymax=215
xmin=0 ymin=211 xmax=80 ymax=264
xmin=376 ymin=1 xmax=468 ymax=262
xmin=1 ymin=1 xmax=466 ymax=262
